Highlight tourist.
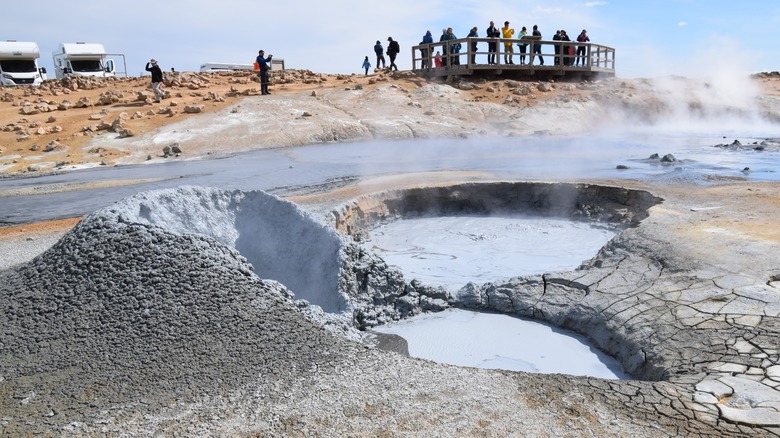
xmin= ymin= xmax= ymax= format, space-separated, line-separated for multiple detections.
xmin=576 ymin=29 xmax=590 ymax=66
xmin=439 ymin=29 xmax=449 ymax=67
xmin=446 ymin=28 xmax=461 ymax=66
xmin=362 ymin=56 xmax=371 ymax=75
xmin=256 ymin=50 xmax=273 ymax=95
xmin=532 ymin=25 xmax=544 ymax=65
xmin=467 ymin=26 xmax=478 ymax=64
xmin=517 ymin=26 xmax=528 ymax=65
xmin=434 ymin=50 xmax=442 ymax=67
xmin=563 ymin=30 xmax=575 ymax=66
xmin=145 ymin=59 xmax=164 ymax=103
xmin=486 ymin=21 xmax=499 ymax=64
xmin=374 ymin=40 xmax=386 ymax=69
xmin=387 ymin=37 xmax=400 ymax=71
xmin=502 ymin=21 xmax=515 ymax=64
xmin=420 ymin=30 xmax=434 ymax=69
xmin=553 ymin=30 xmax=562 ymax=66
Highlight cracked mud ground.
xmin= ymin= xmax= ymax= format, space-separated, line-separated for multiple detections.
xmin=1 ymin=177 xmax=779 ymax=437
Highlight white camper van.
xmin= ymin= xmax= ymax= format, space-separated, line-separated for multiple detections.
xmin=52 ymin=42 xmax=116 ymax=79
xmin=0 ymin=41 xmax=47 ymax=86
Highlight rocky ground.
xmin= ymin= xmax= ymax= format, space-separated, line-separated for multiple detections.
xmin=2 ymin=70 xmax=780 ymax=436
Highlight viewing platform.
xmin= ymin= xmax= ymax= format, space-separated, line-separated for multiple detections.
xmin=412 ymin=36 xmax=615 ymax=80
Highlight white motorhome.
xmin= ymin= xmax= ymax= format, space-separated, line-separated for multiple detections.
xmin=199 ymin=62 xmax=254 ymax=72
xmin=52 ymin=42 xmax=116 ymax=79
xmin=199 ymin=59 xmax=285 ymax=73
xmin=0 ymin=41 xmax=47 ymax=86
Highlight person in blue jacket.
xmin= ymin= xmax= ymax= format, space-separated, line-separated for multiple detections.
xmin=420 ymin=30 xmax=433 ymax=69
xmin=362 ymin=56 xmax=371 ymax=75
xmin=256 ymin=50 xmax=273 ymax=95
xmin=467 ymin=26 xmax=478 ymax=64
xmin=374 ymin=41 xmax=386 ymax=69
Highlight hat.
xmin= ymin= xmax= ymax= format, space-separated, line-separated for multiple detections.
xmin=376 ymin=40 xmax=381 ymax=44
xmin=150 ymin=59 xmax=157 ymax=64
xmin=387 ymin=37 xmax=392 ymax=41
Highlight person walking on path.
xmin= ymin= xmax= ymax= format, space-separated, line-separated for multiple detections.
xmin=362 ymin=56 xmax=371 ymax=75
xmin=576 ymin=29 xmax=590 ymax=66
xmin=467 ymin=26 xmax=478 ymax=64
xmin=486 ymin=21 xmax=499 ymax=64
xmin=532 ymin=25 xmax=544 ymax=65
xmin=502 ymin=21 xmax=515 ymax=64
xmin=145 ymin=59 xmax=165 ymax=103
xmin=256 ymin=50 xmax=273 ymax=95
xmin=374 ymin=40 xmax=386 ymax=69
xmin=387 ymin=37 xmax=400 ymax=71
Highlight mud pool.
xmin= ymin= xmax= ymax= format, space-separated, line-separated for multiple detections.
xmin=374 ymin=308 xmax=627 ymax=379
xmin=360 ymin=215 xmax=616 ymax=290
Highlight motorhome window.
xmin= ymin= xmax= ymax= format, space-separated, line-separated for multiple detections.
xmin=0 ymin=60 xmax=37 ymax=73
xmin=70 ymin=60 xmax=103 ymax=72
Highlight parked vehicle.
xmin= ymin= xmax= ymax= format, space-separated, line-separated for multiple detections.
xmin=199 ymin=62 xmax=254 ymax=72
xmin=0 ymin=40 xmax=47 ymax=86
xmin=52 ymin=42 xmax=115 ymax=79
xmin=200 ymin=59 xmax=285 ymax=73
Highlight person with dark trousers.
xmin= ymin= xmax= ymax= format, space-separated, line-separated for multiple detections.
xmin=439 ymin=29 xmax=449 ymax=67
xmin=467 ymin=26 xmax=478 ymax=64
xmin=387 ymin=37 xmax=400 ymax=71
xmin=486 ymin=21 xmax=499 ymax=64
xmin=256 ymin=50 xmax=273 ymax=95
xmin=145 ymin=59 xmax=164 ymax=103
xmin=420 ymin=30 xmax=433 ymax=69
xmin=532 ymin=25 xmax=544 ymax=65
xmin=362 ymin=56 xmax=371 ymax=75
xmin=374 ymin=40 xmax=386 ymax=69
xmin=561 ymin=30 xmax=572 ymax=66
xmin=552 ymin=30 xmax=562 ymax=66
xmin=576 ymin=29 xmax=590 ymax=66
xmin=517 ymin=26 xmax=528 ymax=64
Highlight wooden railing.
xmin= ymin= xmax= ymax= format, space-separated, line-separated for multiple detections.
xmin=411 ymin=37 xmax=615 ymax=76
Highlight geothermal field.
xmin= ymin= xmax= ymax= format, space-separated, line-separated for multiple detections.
xmin=2 ymin=70 xmax=780 ymax=436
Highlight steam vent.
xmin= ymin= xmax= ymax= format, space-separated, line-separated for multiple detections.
xmin=2 ymin=183 xmax=780 ymax=436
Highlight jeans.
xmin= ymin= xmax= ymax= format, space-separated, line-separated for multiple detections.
xmin=152 ymin=82 xmax=165 ymax=101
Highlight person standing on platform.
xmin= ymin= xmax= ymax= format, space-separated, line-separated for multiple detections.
xmin=532 ymin=25 xmax=544 ymax=65
xmin=517 ymin=26 xmax=528 ymax=65
xmin=576 ymin=29 xmax=590 ymax=66
xmin=420 ymin=30 xmax=434 ymax=69
xmin=467 ymin=27 xmax=478 ymax=64
xmin=486 ymin=21 xmax=499 ymax=64
xmin=502 ymin=21 xmax=515 ymax=64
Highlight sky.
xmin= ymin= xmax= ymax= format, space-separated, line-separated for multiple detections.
xmin=3 ymin=0 xmax=779 ymax=78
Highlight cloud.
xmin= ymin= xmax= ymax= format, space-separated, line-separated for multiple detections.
xmin=678 ymin=21 xmax=688 ymax=27
xmin=584 ymin=1 xmax=607 ymax=6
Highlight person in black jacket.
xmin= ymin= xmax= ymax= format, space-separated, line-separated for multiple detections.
xmin=387 ymin=37 xmax=400 ymax=71
xmin=145 ymin=59 xmax=164 ymax=103
xmin=486 ymin=21 xmax=499 ymax=64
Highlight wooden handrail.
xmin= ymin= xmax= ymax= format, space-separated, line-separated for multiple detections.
xmin=411 ymin=36 xmax=615 ymax=75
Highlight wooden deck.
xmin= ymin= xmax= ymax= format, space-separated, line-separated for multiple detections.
xmin=412 ymin=37 xmax=615 ymax=80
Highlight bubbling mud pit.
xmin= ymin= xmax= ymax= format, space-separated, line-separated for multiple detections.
xmin=2 ymin=183 xmax=780 ymax=436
